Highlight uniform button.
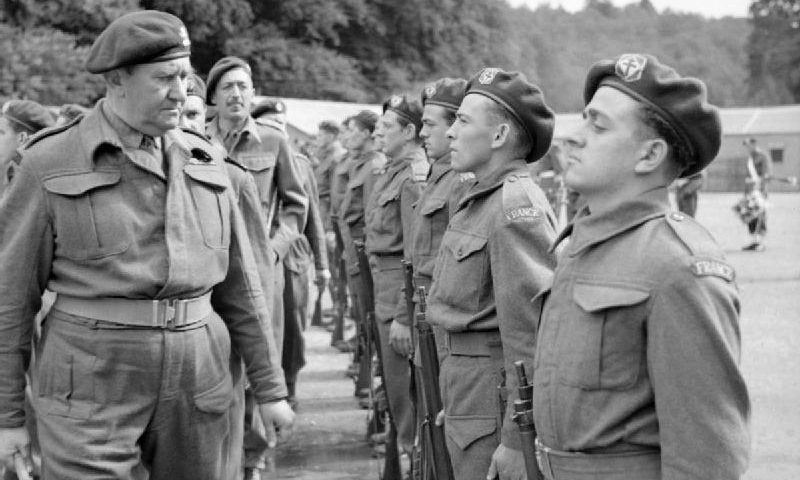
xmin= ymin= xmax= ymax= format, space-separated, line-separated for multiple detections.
xmin=457 ymin=248 xmax=463 ymax=256
xmin=508 ymin=175 xmax=517 ymax=182
xmin=671 ymin=212 xmax=684 ymax=221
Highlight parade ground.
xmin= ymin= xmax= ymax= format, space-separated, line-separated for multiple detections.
xmin=266 ymin=192 xmax=800 ymax=480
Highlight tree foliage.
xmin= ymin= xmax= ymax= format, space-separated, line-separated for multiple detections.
xmin=747 ymin=0 xmax=800 ymax=104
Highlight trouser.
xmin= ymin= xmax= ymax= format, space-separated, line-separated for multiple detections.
xmin=440 ymin=331 xmax=505 ymax=480
xmin=748 ymin=211 xmax=767 ymax=235
xmin=535 ymin=439 xmax=660 ymax=480
xmin=33 ymin=308 xmax=235 ymax=480
xmin=282 ymin=263 xmax=310 ymax=388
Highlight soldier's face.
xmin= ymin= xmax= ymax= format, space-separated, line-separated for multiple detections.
xmin=562 ymin=86 xmax=645 ymax=198
xmin=447 ymin=94 xmax=494 ymax=175
xmin=179 ymin=95 xmax=206 ymax=134
xmin=0 ymin=117 xmax=21 ymax=167
xmin=346 ymin=122 xmax=370 ymax=151
xmin=377 ymin=111 xmax=410 ymax=159
xmin=116 ymin=58 xmax=191 ymax=136
xmin=213 ymin=68 xmax=254 ymax=122
xmin=421 ymin=104 xmax=454 ymax=161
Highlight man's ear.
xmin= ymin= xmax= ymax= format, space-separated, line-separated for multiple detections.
xmin=403 ymin=123 xmax=417 ymax=142
xmin=490 ymin=122 xmax=511 ymax=150
xmin=16 ymin=131 xmax=28 ymax=146
xmin=633 ymin=137 xmax=669 ymax=174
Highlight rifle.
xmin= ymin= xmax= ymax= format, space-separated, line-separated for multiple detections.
xmin=355 ymin=241 xmax=401 ymax=480
xmin=329 ymin=218 xmax=348 ymax=343
xmin=416 ymin=287 xmax=454 ymax=480
xmin=511 ymin=361 xmax=543 ymax=480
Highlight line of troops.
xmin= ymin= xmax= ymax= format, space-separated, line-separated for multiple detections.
xmin=0 ymin=10 xmax=750 ymax=480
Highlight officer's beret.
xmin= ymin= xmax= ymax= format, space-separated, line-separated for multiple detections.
xmin=206 ymin=56 xmax=252 ymax=106
xmin=382 ymin=94 xmax=423 ymax=134
xmin=252 ymin=98 xmax=286 ymax=118
xmin=584 ymin=53 xmax=721 ymax=177
xmin=421 ymin=77 xmax=468 ymax=112
xmin=2 ymin=100 xmax=55 ymax=134
xmin=466 ymin=68 xmax=555 ymax=163
xmin=186 ymin=73 xmax=206 ymax=99
xmin=85 ymin=10 xmax=191 ymax=74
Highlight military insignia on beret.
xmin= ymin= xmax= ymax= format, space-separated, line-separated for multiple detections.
xmin=179 ymin=26 xmax=191 ymax=47
xmin=423 ymin=85 xmax=437 ymax=99
xmin=690 ymin=259 xmax=735 ymax=282
xmin=390 ymin=95 xmax=403 ymax=108
xmin=615 ymin=54 xmax=647 ymax=82
xmin=478 ymin=68 xmax=501 ymax=85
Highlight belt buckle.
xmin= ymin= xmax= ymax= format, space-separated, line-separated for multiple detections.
xmin=153 ymin=299 xmax=181 ymax=329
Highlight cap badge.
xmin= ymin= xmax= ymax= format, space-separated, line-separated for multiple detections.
xmin=615 ymin=54 xmax=647 ymax=82
xmin=424 ymin=85 xmax=436 ymax=99
xmin=478 ymin=68 xmax=500 ymax=85
xmin=390 ymin=95 xmax=403 ymax=108
xmin=179 ymin=26 xmax=191 ymax=47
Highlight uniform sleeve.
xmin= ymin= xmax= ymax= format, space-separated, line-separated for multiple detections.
xmin=648 ymin=267 xmax=750 ymax=479
xmin=211 ymin=188 xmax=287 ymax=403
xmin=302 ymin=164 xmax=329 ymax=272
xmin=491 ymin=206 xmax=557 ymax=451
xmin=0 ymin=163 xmax=52 ymax=427
xmin=394 ymin=177 xmax=423 ymax=326
xmin=271 ymin=138 xmax=308 ymax=261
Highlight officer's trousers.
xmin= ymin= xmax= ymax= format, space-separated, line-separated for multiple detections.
xmin=33 ymin=308 xmax=236 ymax=480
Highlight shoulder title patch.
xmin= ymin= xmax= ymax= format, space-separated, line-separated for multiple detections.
xmin=691 ymin=260 xmax=735 ymax=282
xmin=505 ymin=207 xmax=541 ymax=222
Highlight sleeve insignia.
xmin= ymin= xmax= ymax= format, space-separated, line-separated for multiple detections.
xmin=505 ymin=206 xmax=541 ymax=222
xmin=690 ymin=260 xmax=735 ymax=282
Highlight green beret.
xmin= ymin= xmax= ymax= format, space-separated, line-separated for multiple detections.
xmin=421 ymin=77 xmax=468 ymax=112
xmin=187 ymin=73 xmax=206 ymax=99
xmin=382 ymin=94 xmax=423 ymax=134
xmin=466 ymin=68 xmax=555 ymax=163
xmin=206 ymin=56 xmax=252 ymax=106
xmin=2 ymin=100 xmax=55 ymax=134
xmin=86 ymin=10 xmax=191 ymax=74
xmin=584 ymin=53 xmax=721 ymax=177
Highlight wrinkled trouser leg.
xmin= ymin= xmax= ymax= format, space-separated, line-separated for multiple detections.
xmin=33 ymin=309 xmax=234 ymax=480
xmin=282 ymin=264 xmax=308 ymax=387
xmin=440 ymin=353 xmax=504 ymax=480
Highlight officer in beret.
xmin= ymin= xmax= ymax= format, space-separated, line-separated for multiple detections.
xmin=426 ymin=68 xmax=558 ymax=480
xmin=251 ymin=99 xmax=287 ymax=133
xmin=531 ymin=54 xmax=750 ymax=480
xmin=0 ymin=99 xmax=55 ymax=197
xmin=0 ymin=11 xmax=293 ymax=479
xmin=365 ymin=93 xmax=428 ymax=462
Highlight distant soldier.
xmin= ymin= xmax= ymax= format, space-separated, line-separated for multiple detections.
xmin=0 ymin=11 xmax=292 ymax=479
xmin=0 ymin=100 xmax=54 ymax=197
xmin=741 ymin=137 xmax=772 ymax=250
xmin=426 ymin=68 xmax=557 ymax=480
xmin=533 ymin=54 xmax=750 ymax=480
xmin=675 ymin=170 xmax=705 ymax=218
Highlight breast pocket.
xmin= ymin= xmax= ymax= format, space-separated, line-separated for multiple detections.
xmin=436 ymin=230 xmax=488 ymax=312
xmin=375 ymin=190 xmax=401 ymax=236
xmin=417 ymin=195 xmax=448 ymax=255
xmin=43 ymin=170 xmax=130 ymax=261
xmin=559 ymin=281 xmax=650 ymax=391
xmin=184 ymin=165 xmax=231 ymax=249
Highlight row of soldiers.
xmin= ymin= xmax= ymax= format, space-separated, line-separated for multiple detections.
xmin=0 ymin=9 xmax=750 ymax=480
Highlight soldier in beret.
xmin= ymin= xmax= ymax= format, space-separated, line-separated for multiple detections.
xmin=531 ymin=54 xmax=750 ymax=480
xmin=426 ymin=68 xmax=558 ymax=480
xmin=0 ymin=99 xmax=55 ymax=198
xmin=0 ymin=11 xmax=293 ymax=479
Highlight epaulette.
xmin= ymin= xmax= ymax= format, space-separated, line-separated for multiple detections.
xmin=22 ymin=115 xmax=82 ymax=150
xmin=665 ymin=211 xmax=735 ymax=282
xmin=179 ymin=126 xmax=213 ymax=144
xmin=501 ymin=173 xmax=546 ymax=223
xmin=224 ymin=156 xmax=247 ymax=172
xmin=254 ymin=118 xmax=286 ymax=135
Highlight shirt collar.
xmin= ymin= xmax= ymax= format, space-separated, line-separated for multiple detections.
xmin=458 ymin=158 xmax=528 ymax=207
xmin=207 ymin=115 xmax=262 ymax=148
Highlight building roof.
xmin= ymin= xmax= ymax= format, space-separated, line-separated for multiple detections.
xmin=254 ymin=96 xmax=381 ymax=136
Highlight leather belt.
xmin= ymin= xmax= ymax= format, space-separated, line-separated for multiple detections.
xmin=446 ymin=329 xmax=502 ymax=357
xmin=53 ymin=292 xmax=213 ymax=329
xmin=535 ymin=438 xmax=660 ymax=480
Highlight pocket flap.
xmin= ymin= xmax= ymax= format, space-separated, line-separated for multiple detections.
xmin=573 ymin=282 xmax=650 ymax=313
xmin=448 ymin=232 xmax=488 ymax=261
xmin=239 ymin=153 xmax=277 ymax=172
xmin=194 ymin=376 xmax=234 ymax=414
xmin=43 ymin=171 xmax=120 ymax=196
xmin=183 ymin=164 xmax=229 ymax=190
xmin=445 ymin=415 xmax=497 ymax=451
xmin=419 ymin=196 xmax=447 ymax=216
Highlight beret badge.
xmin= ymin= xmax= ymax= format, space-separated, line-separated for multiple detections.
xmin=179 ymin=26 xmax=191 ymax=47
xmin=615 ymin=54 xmax=647 ymax=82
xmin=423 ymin=85 xmax=437 ymax=99
xmin=478 ymin=68 xmax=501 ymax=85
xmin=389 ymin=95 xmax=403 ymax=108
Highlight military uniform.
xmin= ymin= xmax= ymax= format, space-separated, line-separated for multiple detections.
xmin=0 ymin=98 xmax=285 ymax=478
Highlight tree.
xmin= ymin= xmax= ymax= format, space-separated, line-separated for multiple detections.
xmin=747 ymin=0 xmax=800 ymax=104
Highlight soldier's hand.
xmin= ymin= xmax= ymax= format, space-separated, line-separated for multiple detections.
xmin=486 ymin=444 xmax=526 ymax=480
xmin=0 ymin=427 xmax=31 ymax=474
xmin=434 ymin=409 xmax=445 ymax=426
xmin=389 ymin=321 xmax=413 ymax=358
xmin=259 ymin=400 xmax=296 ymax=448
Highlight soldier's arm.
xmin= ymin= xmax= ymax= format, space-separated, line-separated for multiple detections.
xmin=490 ymin=197 xmax=557 ymax=451
xmin=302 ymin=164 xmax=329 ymax=273
xmin=0 ymin=162 xmax=51 ymax=427
xmin=394 ymin=176 xmax=423 ymax=326
xmin=648 ymin=267 xmax=750 ymax=479
xmin=211 ymin=189 xmax=287 ymax=403
xmin=272 ymin=138 xmax=308 ymax=261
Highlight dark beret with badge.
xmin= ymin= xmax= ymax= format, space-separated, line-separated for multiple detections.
xmin=584 ymin=53 xmax=721 ymax=177
xmin=252 ymin=98 xmax=286 ymax=119
xmin=186 ymin=73 xmax=206 ymax=100
xmin=85 ymin=10 xmax=191 ymax=74
xmin=206 ymin=56 xmax=251 ymax=106
xmin=421 ymin=77 xmax=468 ymax=112
xmin=2 ymin=100 xmax=55 ymax=134
xmin=383 ymin=94 xmax=423 ymax=134
xmin=465 ymin=68 xmax=555 ymax=163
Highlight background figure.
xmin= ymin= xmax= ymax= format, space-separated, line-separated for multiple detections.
xmin=675 ymin=170 xmax=705 ymax=218
xmin=734 ymin=177 xmax=767 ymax=252
xmin=742 ymin=137 xmax=772 ymax=250
xmin=0 ymin=100 xmax=54 ymax=197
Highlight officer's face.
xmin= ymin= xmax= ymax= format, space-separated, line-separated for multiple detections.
xmin=116 ymin=57 xmax=191 ymax=136
xmin=447 ymin=94 xmax=495 ymax=176
xmin=377 ymin=111 xmax=411 ymax=159
xmin=179 ymin=95 xmax=206 ymax=134
xmin=213 ymin=68 xmax=254 ymax=122
xmin=563 ymin=86 xmax=645 ymax=198
xmin=346 ymin=122 xmax=370 ymax=151
xmin=421 ymin=104 xmax=454 ymax=161
xmin=0 ymin=117 xmax=21 ymax=167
